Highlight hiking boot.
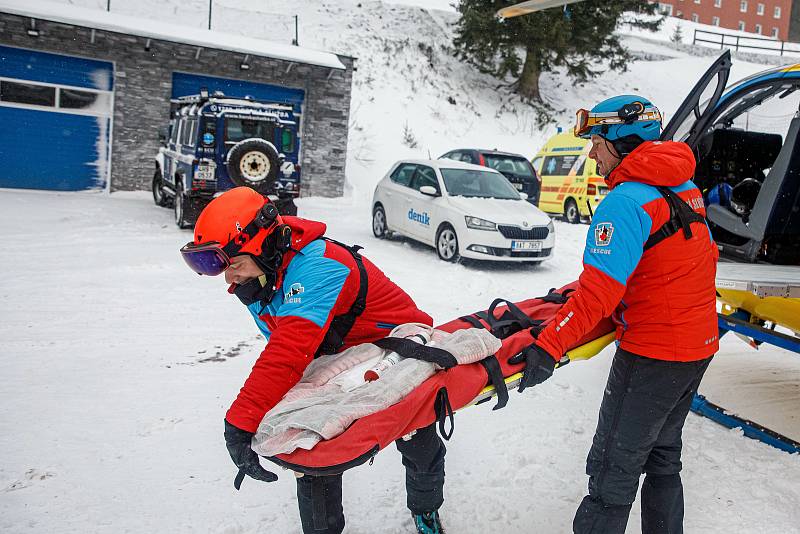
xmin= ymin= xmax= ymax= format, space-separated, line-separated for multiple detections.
xmin=412 ymin=510 xmax=445 ymax=534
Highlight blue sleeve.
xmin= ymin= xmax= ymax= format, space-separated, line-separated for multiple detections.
xmin=276 ymin=250 xmax=351 ymax=328
xmin=246 ymin=303 xmax=272 ymax=340
xmin=583 ymin=193 xmax=652 ymax=286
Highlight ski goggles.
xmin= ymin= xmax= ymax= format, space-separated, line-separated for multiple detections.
xmin=180 ymin=201 xmax=283 ymax=276
xmin=180 ymin=240 xmax=240 ymax=276
xmin=574 ymin=102 xmax=662 ymax=138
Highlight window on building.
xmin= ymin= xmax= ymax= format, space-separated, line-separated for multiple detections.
xmin=694 ymin=0 xmax=700 ymax=4
xmin=772 ymin=26 xmax=780 ymax=38
xmin=658 ymin=2 xmax=674 ymax=15
xmin=774 ymin=6 xmax=781 ymax=18
xmin=757 ymin=2 xmax=764 ymax=14
xmin=692 ymin=13 xmax=700 ymax=22
xmin=712 ymin=16 xmax=721 ymax=25
xmin=755 ymin=23 xmax=762 ymax=34
xmin=714 ymin=0 xmax=722 ymax=7
xmin=0 ymin=80 xmax=56 ymax=107
xmin=676 ymin=10 xmax=684 ymax=17
xmin=738 ymin=20 xmax=746 ymax=30
xmin=740 ymin=0 xmax=747 ymax=12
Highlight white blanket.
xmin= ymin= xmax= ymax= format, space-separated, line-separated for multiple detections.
xmin=252 ymin=324 xmax=501 ymax=456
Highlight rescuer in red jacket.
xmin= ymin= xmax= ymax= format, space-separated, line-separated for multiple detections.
xmin=180 ymin=187 xmax=447 ymax=534
xmin=513 ymin=96 xmax=718 ymax=534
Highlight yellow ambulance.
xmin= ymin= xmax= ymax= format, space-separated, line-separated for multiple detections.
xmin=532 ymin=131 xmax=608 ymax=223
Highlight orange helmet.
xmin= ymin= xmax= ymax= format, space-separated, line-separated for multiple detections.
xmin=180 ymin=187 xmax=287 ymax=276
xmin=194 ymin=187 xmax=275 ymax=256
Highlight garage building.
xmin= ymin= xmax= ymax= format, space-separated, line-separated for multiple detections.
xmin=0 ymin=1 xmax=354 ymax=197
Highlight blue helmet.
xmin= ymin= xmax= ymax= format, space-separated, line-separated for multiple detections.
xmin=576 ymin=95 xmax=662 ymax=142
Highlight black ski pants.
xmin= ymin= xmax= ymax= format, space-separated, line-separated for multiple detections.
xmin=573 ymin=348 xmax=713 ymax=534
xmin=296 ymin=423 xmax=446 ymax=533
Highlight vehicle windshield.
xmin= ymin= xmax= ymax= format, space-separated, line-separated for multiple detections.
xmin=224 ymin=117 xmax=275 ymax=144
xmin=440 ymin=168 xmax=521 ymax=199
xmin=483 ymin=154 xmax=536 ymax=178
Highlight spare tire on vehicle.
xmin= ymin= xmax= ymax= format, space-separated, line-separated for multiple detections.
xmin=226 ymin=138 xmax=280 ymax=194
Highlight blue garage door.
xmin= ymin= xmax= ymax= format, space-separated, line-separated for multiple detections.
xmin=0 ymin=45 xmax=113 ymax=191
xmin=171 ymin=72 xmax=304 ymax=114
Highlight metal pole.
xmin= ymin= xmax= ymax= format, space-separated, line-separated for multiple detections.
xmin=781 ymin=40 xmax=785 ymax=56
xmin=208 ymin=0 xmax=212 ymax=30
xmin=293 ymin=15 xmax=299 ymax=46
xmin=107 ymin=0 xmax=110 ymax=11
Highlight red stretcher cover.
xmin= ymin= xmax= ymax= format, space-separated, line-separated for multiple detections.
xmin=265 ymin=281 xmax=614 ymax=475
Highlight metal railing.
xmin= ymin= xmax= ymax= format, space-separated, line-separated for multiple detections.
xmin=693 ymin=29 xmax=800 ymax=56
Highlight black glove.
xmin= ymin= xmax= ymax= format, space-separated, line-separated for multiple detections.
xmin=508 ymin=343 xmax=557 ymax=393
xmin=224 ymin=420 xmax=278 ymax=490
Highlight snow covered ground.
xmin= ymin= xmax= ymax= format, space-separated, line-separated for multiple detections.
xmin=1 ymin=189 xmax=799 ymax=534
xmin=3 ymin=1 xmax=800 ymax=532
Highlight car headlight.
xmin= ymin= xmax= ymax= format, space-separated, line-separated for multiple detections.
xmin=547 ymin=220 xmax=554 ymax=233
xmin=465 ymin=216 xmax=497 ymax=231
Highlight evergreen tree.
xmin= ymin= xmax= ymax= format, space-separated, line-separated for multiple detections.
xmin=453 ymin=0 xmax=661 ymax=116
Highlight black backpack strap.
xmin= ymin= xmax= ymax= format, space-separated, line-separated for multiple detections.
xmin=643 ymin=186 xmax=707 ymax=252
xmin=372 ymin=337 xmax=458 ymax=369
xmin=315 ymin=239 xmax=368 ymax=357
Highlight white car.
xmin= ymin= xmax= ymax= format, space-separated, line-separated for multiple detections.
xmin=371 ymin=159 xmax=555 ymax=262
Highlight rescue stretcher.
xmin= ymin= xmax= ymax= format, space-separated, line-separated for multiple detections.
xmin=261 ymin=282 xmax=617 ymax=476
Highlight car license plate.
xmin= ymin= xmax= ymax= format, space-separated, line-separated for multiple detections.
xmin=514 ymin=182 xmax=524 ymax=190
xmin=511 ymin=240 xmax=542 ymax=251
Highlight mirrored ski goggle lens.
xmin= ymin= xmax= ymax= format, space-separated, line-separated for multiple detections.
xmin=180 ymin=244 xmax=230 ymax=276
xmin=574 ymin=109 xmax=591 ymax=136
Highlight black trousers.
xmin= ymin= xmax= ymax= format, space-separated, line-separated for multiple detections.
xmin=573 ymin=348 xmax=713 ymax=534
xmin=296 ymin=423 xmax=446 ymax=533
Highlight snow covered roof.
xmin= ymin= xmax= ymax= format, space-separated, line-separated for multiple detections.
xmin=0 ymin=0 xmax=346 ymax=70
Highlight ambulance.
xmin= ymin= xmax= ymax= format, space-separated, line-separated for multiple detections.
xmin=531 ymin=130 xmax=607 ymax=223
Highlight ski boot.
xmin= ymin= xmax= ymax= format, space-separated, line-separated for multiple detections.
xmin=412 ymin=510 xmax=445 ymax=534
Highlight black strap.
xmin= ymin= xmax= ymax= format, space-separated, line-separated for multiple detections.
xmin=643 ymin=186 xmax=707 ymax=251
xmin=473 ymin=298 xmax=536 ymax=339
xmin=434 ymin=388 xmax=455 ymax=440
xmin=458 ymin=314 xmax=486 ymax=329
xmin=315 ymin=239 xmax=368 ymax=356
xmin=538 ymin=287 xmax=575 ymax=304
xmin=479 ymin=355 xmax=508 ymax=411
xmin=372 ymin=337 xmax=458 ymax=369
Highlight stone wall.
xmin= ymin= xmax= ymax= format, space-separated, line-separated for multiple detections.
xmin=0 ymin=12 xmax=353 ymax=196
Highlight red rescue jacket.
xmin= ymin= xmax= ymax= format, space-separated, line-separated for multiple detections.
xmin=536 ymin=141 xmax=719 ymax=362
xmin=226 ymin=217 xmax=432 ymax=432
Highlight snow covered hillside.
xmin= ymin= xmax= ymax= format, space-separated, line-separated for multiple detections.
xmin=2 ymin=1 xmax=800 ymax=533
xmin=57 ymin=0 xmax=790 ymax=202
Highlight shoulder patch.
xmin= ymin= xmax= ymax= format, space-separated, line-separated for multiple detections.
xmin=595 ymin=222 xmax=614 ymax=246
xmin=285 ymin=282 xmax=304 ymax=304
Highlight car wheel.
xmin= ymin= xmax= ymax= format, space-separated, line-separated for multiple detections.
xmin=436 ymin=224 xmax=460 ymax=262
xmin=174 ymin=181 xmax=192 ymax=229
xmin=152 ymin=169 xmax=169 ymax=207
xmin=372 ymin=205 xmax=388 ymax=238
xmin=564 ymin=198 xmax=580 ymax=224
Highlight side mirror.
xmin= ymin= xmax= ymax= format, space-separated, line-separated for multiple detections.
xmin=519 ymin=192 xmax=529 ymax=200
xmin=419 ymin=185 xmax=439 ymax=197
